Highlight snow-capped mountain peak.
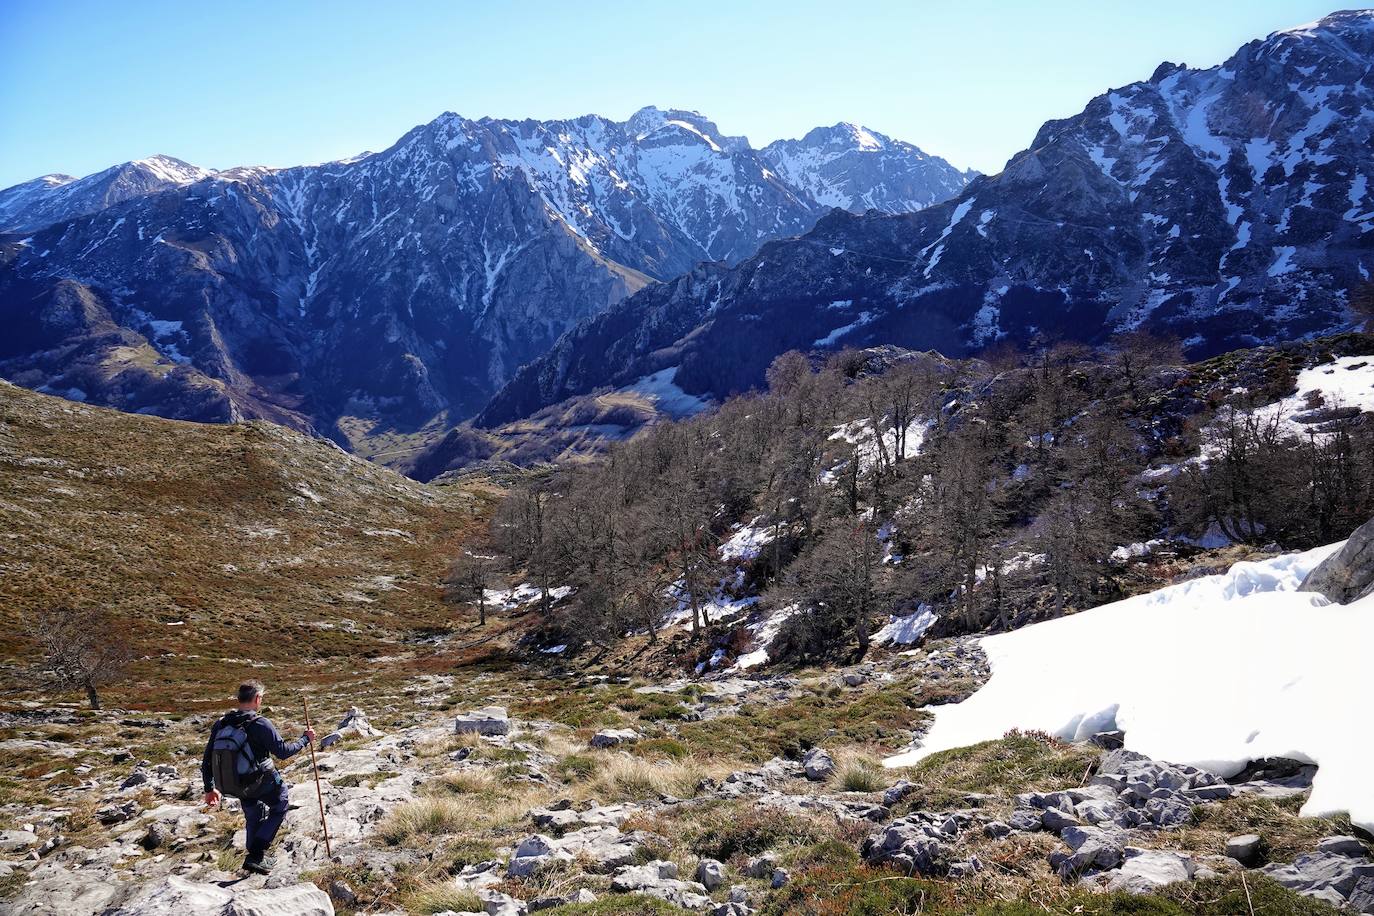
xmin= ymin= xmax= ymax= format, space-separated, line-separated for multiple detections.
xmin=0 ymin=105 xmax=971 ymax=456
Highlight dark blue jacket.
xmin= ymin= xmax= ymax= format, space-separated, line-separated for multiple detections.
xmin=201 ymin=709 xmax=308 ymax=793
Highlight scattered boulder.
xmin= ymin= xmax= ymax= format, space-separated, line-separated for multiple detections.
xmin=0 ymin=830 xmax=38 ymax=853
xmin=1299 ymin=515 xmax=1374 ymax=603
xmin=1261 ymin=843 xmax=1374 ymax=910
xmin=744 ymin=853 xmax=779 ymax=879
xmin=801 ymin=748 xmax=835 ymax=781
xmin=320 ymin=707 xmax=382 ymax=749
xmin=531 ymin=889 xmax=598 ymax=910
xmin=589 ymin=729 xmax=641 ymax=749
xmin=1052 ymin=825 xmax=1126 ymax=878
xmin=696 ymin=858 xmax=725 ymax=891
xmin=610 ymin=860 xmax=712 ymax=909
xmin=983 ymin=821 xmax=1011 ymax=840
xmin=455 ymin=707 xmax=510 ymax=737
xmin=102 ymin=876 xmax=334 ymax=915
xmin=769 ymin=868 xmax=790 ymax=889
xmin=1105 ymin=848 xmax=1195 ymax=894
xmin=1008 ymin=809 xmax=1043 ymax=832
xmin=881 ymin=780 xmax=917 ymax=808
xmin=1226 ymin=834 xmax=1263 ymax=867
xmin=138 ymin=824 xmax=168 ymax=851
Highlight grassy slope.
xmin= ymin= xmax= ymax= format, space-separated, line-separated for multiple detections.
xmin=0 ymin=380 xmax=509 ymax=710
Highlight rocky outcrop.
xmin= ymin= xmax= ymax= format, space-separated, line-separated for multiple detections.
xmin=100 ymin=876 xmax=334 ymax=916
xmin=1301 ymin=515 xmax=1374 ymax=603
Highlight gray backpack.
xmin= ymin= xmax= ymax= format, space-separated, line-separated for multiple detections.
xmin=209 ymin=714 xmax=268 ymax=799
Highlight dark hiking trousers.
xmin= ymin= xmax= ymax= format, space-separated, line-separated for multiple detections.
xmin=242 ymin=779 xmax=290 ymax=860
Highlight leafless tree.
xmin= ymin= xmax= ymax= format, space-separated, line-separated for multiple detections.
xmin=29 ymin=606 xmax=132 ymax=710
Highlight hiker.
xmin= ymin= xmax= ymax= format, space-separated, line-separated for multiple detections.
xmin=201 ymin=679 xmax=315 ymax=875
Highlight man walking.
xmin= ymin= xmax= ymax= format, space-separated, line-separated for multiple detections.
xmin=201 ymin=680 xmax=315 ymax=874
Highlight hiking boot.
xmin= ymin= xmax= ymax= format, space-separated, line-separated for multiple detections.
xmin=243 ymin=854 xmax=275 ymax=875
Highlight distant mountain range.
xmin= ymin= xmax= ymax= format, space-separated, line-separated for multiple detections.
xmin=473 ymin=11 xmax=1374 ymax=433
xmin=0 ymin=107 xmax=970 ymax=458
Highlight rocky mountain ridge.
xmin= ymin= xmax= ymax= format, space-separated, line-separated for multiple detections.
xmin=0 ymin=108 xmax=969 ymax=460
xmin=478 ymin=11 xmax=1374 ymax=427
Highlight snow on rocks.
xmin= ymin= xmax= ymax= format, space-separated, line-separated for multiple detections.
xmin=455 ymin=706 xmax=511 ymax=737
xmin=101 ymin=876 xmax=334 ymax=916
xmin=872 ymin=605 xmax=938 ymax=646
xmin=885 ymin=541 xmax=1374 ymax=833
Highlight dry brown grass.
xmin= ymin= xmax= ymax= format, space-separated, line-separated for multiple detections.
xmin=0 ymin=380 xmax=516 ymax=708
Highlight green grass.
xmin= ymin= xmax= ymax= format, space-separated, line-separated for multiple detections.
xmin=668 ymin=676 xmax=955 ymax=764
xmin=893 ymin=731 xmax=1097 ymax=810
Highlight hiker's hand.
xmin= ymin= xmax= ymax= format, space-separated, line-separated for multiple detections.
xmin=203 ymin=789 xmax=221 ymax=808
xmin=303 ymin=728 xmax=316 ymax=745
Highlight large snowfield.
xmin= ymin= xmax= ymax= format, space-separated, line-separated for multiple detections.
xmin=885 ymin=542 xmax=1374 ymax=833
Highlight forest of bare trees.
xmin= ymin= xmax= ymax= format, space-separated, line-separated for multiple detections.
xmin=449 ymin=333 xmax=1374 ymax=665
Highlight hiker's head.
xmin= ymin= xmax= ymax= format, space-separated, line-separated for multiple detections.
xmin=237 ymin=680 xmax=266 ymax=710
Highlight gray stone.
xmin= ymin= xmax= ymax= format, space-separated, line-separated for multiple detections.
xmin=455 ymin=706 xmax=510 ymax=737
xmin=0 ymin=830 xmax=38 ymax=853
xmin=1225 ymin=834 xmax=1263 ymax=866
xmin=1056 ymin=826 xmax=1126 ymax=878
xmin=101 ymin=876 xmax=335 ymax=915
xmin=1041 ymin=807 xmax=1082 ymax=833
xmin=770 ymin=868 xmax=789 ymax=889
xmin=802 ymin=747 xmax=835 ymax=781
xmin=611 ymin=860 xmax=711 ymax=909
xmin=479 ymin=889 xmax=529 ymax=916
xmin=320 ymin=707 xmax=382 ymax=749
xmin=589 ymin=729 xmax=641 ymax=749
xmin=1106 ymin=848 xmax=1195 ymax=894
xmin=1262 ymin=850 xmax=1374 ymax=900
xmin=983 ymin=821 xmax=1011 ymax=839
xmin=696 ymin=858 xmax=725 ymax=891
xmin=139 ymin=823 xmax=169 ymax=851
xmin=1318 ymin=836 xmax=1370 ymax=858
xmin=1300 ymin=515 xmax=1374 ymax=603
xmin=1348 ymin=876 xmax=1374 ymax=914
xmin=1008 ymin=809 xmax=1043 ymax=832
xmin=745 ymin=853 xmax=779 ymax=878
xmin=531 ymin=889 xmax=598 ymax=911
xmin=882 ymin=780 xmax=916 ymax=808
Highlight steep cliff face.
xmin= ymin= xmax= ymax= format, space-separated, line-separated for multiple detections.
xmin=0 ymin=108 xmax=967 ymax=456
xmin=478 ymin=12 xmax=1374 ymax=428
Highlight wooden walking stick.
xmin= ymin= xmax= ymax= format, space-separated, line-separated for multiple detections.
xmin=302 ymin=697 xmax=332 ymax=858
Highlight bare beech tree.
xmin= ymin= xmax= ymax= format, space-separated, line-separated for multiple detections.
xmin=29 ymin=606 xmax=132 ymax=710
xmin=446 ymin=549 xmax=495 ymax=626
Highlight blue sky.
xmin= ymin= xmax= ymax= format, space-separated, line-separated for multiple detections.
xmin=0 ymin=0 xmax=1340 ymax=188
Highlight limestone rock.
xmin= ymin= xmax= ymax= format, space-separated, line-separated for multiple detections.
xmin=102 ymin=876 xmax=335 ymax=915
xmin=1300 ymin=516 xmax=1374 ymax=603
xmin=801 ymin=748 xmax=834 ymax=781
xmin=1225 ymin=834 xmax=1263 ymax=867
xmin=1106 ymin=848 xmax=1195 ymax=894
xmin=455 ymin=707 xmax=510 ymax=737
xmin=589 ymin=729 xmax=640 ymax=749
